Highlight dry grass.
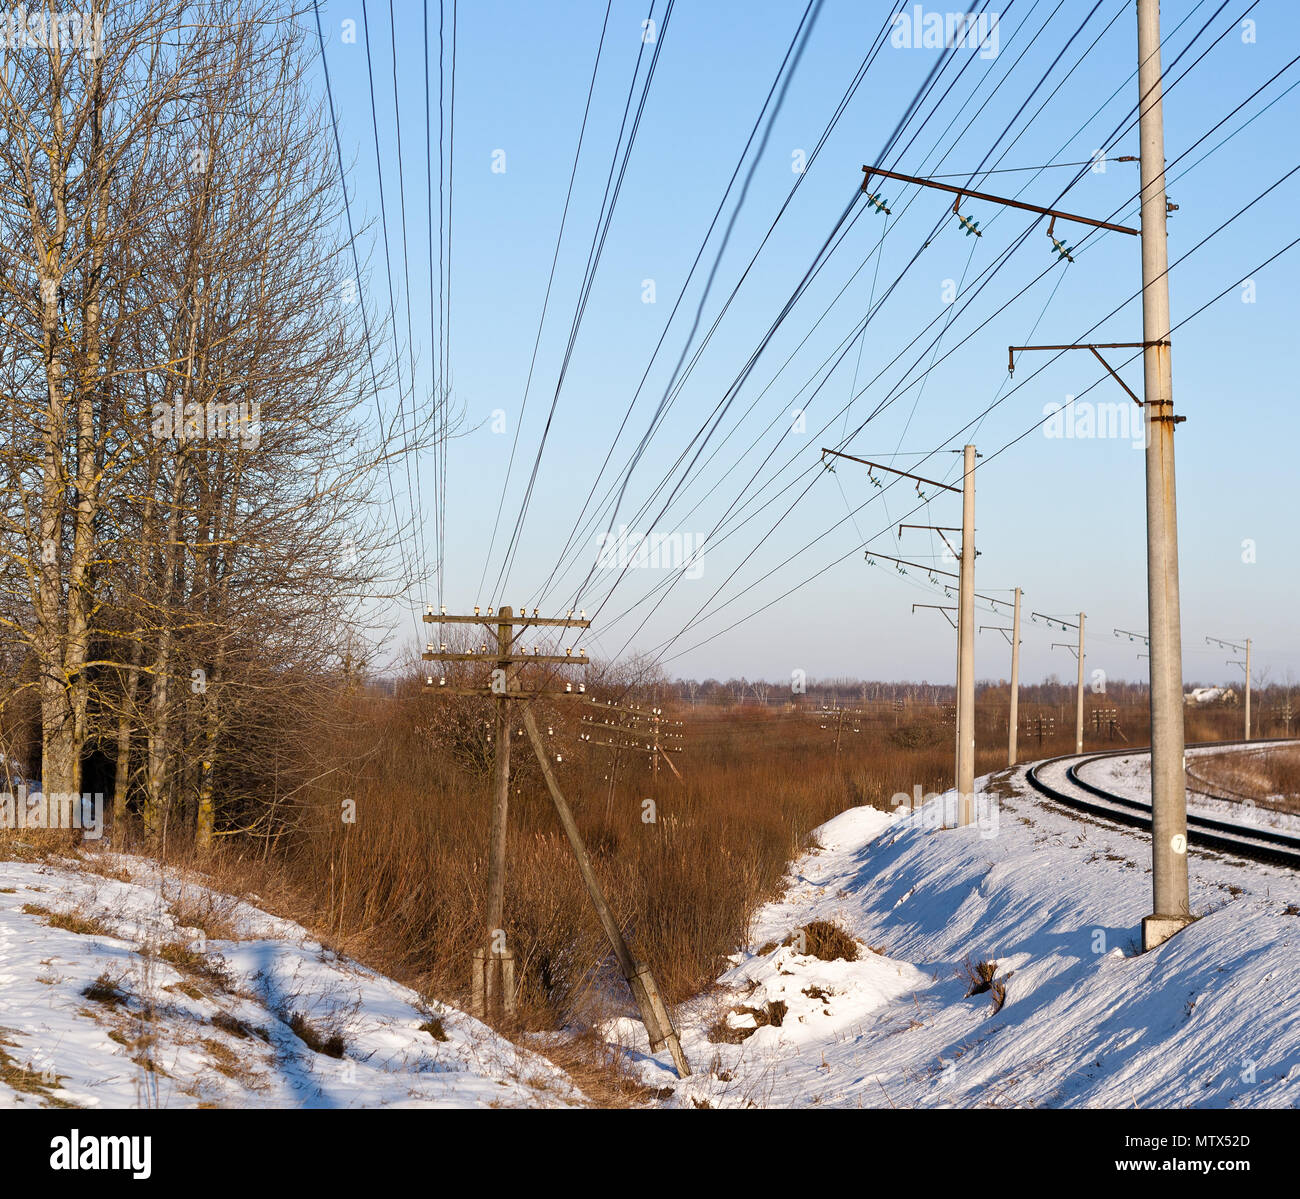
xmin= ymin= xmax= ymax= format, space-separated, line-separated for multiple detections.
xmin=0 ymin=1035 xmax=71 ymax=1106
xmin=786 ymin=920 xmax=859 ymax=962
xmin=21 ymin=903 xmax=114 ymax=939
xmin=959 ymin=956 xmax=1007 ymax=1014
xmin=418 ymin=1016 xmax=449 ymax=1042
xmin=0 ymin=829 xmax=81 ymax=862
xmin=210 ymin=1011 xmax=269 ymax=1042
xmin=165 ymin=886 xmax=243 ymax=943
xmin=151 ymin=939 xmax=229 ymax=987
xmin=707 ymin=999 xmax=789 ymax=1045
xmin=284 ymin=1011 xmax=345 ymax=1058
xmin=1187 ymin=745 xmax=1300 ymax=813
xmin=83 ymin=972 xmax=129 ymax=1007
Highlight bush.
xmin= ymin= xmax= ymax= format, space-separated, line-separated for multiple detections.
xmin=890 ymin=721 xmax=946 ymax=749
xmin=786 ymin=920 xmax=859 ymax=962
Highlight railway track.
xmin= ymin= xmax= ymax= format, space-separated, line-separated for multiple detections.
xmin=1023 ymin=739 xmax=1300 ymax=870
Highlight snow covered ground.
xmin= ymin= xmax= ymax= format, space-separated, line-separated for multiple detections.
xmin=610 ymin=766 xmax=1300 ymax=1108
xmin=1077 ymin=743 xmax=1300 ymax=834
xmin=0 ymin=853 xmax=582 ymax=1108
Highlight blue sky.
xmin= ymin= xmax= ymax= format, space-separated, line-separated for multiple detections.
xmin=310 ymin=0 xmax=1299 ymax=689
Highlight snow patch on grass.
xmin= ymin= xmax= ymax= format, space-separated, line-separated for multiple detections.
xmin=0 ymin=853 xmax=583 ymax=1108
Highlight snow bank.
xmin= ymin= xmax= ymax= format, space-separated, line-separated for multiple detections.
xmin=0 ymin=854 xmax=582 ymax=1108
xmin=615 ymin=770 xmax=1300 ymax=1108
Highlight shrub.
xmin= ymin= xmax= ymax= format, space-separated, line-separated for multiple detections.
xmin=785 ymin=920 xmax=859 ymax=962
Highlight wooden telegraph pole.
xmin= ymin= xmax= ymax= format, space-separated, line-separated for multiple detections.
xmin=423 ymin=604 xmax=588 ymax=1017
xmin=581 ymin=699 xmax=685 ymax=785
xmin=422 ymin=606 xmax=690 ymax=1076
xmin=808 ymin=704 xmax=863 ymax=766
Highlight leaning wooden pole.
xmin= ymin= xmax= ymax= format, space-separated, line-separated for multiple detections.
xmin=522 ymin=706 xmax=690 ymax=1078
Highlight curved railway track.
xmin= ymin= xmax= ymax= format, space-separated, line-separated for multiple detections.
xmin=1023 ymin=738 xmax=1300 ymax=870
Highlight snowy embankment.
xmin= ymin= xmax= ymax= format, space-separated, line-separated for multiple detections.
xmin=610 ymin=768 xmax=1300 ymax=1108
xmin=0 ymin=854 xmax=582 ymax=1108
xmin=1076 ymin=743 xmax=1300 ymax=833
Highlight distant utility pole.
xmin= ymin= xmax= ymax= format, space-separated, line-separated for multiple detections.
xmin=1074 ymin=614 xmax=1085 ymax=754
xmin=979 ymin=585 xmax=1022 ymax=766
xmin=864 ymin=444 xmax=978 ymax=820
xmin=581 ymin=699 xmax=685 ymax=786
xmin=1009 ymin=587 xmax=1022 ymax=764
xmin=1136 ymin=0 xmax=1191 ymax=953
xmin=422 ymin=605 xmax=689 ymax=1076
xmin=809 ymin=704 xmax=863 ymax=765
xmin=1042 ymin=612 xmax=1085 ymax=753
xmin=957 ymin=445 xmax=976 ymax=811
xmin=825 ymin=446 xmax=974 ymax=807
xmin=1207 ymin=635 xmax=1252 ymax=740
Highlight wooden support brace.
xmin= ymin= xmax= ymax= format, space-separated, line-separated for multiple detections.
xmin=521 ymin=706 xmax=690 ymax=1078
xmin=659 ymin=750 xmax=685 ymax=784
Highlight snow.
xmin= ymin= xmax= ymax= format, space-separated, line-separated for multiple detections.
xmin=0 ymin=853 xmax=582 ymax=1108
xmin=612 ymin=768 xmax=1300 ymax=1108
xmin=1185 ymin=687 xmax=1235 ymax=705
xmin=1077 ymin=743 xmax=1300 ymax=834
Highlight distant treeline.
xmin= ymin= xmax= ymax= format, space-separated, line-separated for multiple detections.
xmin=664 ymin=676 xmax=1298 ymax=709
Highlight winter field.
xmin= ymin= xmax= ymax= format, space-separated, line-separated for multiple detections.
xmin=4 ymin=759 xmax=1296 ymax=1110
